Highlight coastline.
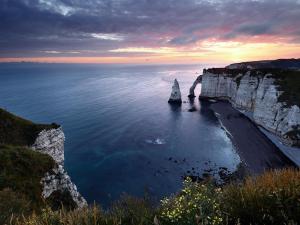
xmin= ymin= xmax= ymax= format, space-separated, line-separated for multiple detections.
xmin=204 ymin=99 xmax=297 ymax=174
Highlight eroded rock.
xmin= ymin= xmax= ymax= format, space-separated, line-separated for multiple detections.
xmin=168 ymin=79 xmax=182 ymax=104
xmin=32 ymin=127 xmax=87 ymax=208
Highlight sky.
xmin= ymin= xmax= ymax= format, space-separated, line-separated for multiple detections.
xmin=0 ymin=0 xmax=300 ymax=64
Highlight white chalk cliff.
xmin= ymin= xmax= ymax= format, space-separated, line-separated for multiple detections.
xmin=168 ymin=79 xmax=182 ymax=103
xmin=32 ymin=127 xmax=87 ymax=208
xmin=198 ymin=70 xmax=300 ymax=147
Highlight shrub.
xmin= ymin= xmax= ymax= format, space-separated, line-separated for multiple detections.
xmin=221 ymin=168 xmax=300 ymax=225
xmin=158 ymin=178 xmax=223 ymax=225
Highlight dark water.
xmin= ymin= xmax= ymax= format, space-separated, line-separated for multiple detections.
xmin=0 ymin=63 xmax=240 ymax=206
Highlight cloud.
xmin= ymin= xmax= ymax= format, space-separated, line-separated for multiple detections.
xmin=91 ymin=33 xmax=124 ymax=41
xmin=0 ymin=0 xmax=300 ymax=58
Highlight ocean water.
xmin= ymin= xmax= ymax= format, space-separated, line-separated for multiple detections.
xmin=0 ymin=63 xmax=240 ymax=206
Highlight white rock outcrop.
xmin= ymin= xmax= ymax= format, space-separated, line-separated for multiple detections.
xmin=168 ymin=79 xmax=182 ymax=104
xmin=32 ymin=127 xmax=87 ymax=208
xmin=41 ymin=165 xmax=87 ymax=208
xmin=32 ymin=128 xmax=65 ymax=165
xmin=200 ymin=71 xmax=300 ymax=147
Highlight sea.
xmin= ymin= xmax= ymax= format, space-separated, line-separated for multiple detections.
xmin=0 ymin=63 xmax=240 ymax=206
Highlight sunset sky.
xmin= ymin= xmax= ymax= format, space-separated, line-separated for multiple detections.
xmin=1 ymin=0 xmax=300 ymax=64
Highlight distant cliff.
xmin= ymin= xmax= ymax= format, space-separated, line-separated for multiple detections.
xmin=194 ymin=59 xmax=300 ymax=147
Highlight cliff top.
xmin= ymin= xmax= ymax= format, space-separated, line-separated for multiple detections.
xmin=226 ymin=58 xmax=300 ymax=70
xmin=0 ymin=108 xmax=59 ymax=146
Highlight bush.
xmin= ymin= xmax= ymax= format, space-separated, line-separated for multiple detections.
xmin=221 ymin=168 xmax=300 ymax=225
xmin=158 ymin=178 xmax=223 ymax=225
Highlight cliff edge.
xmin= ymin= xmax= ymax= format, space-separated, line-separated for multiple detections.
xmin=0 ymin=108 xmax=87 ymax=210
xmin=193 ymin=59 xmax=300 ymax=148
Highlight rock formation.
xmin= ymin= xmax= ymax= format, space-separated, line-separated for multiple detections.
xmin=41 ymin=165 xmax=87 ymax=208
xmin=188 ymin=75 xmax=202 ymax=98
xmin=32 ymin=128 xmax=65 ymax=165
xmin=168 ymin=79 xmax=182 ymax=104
xmin=32 ymin=127 xmax=87 ymax=208
xmin=198 ymin=68 xmax=300 ymax=147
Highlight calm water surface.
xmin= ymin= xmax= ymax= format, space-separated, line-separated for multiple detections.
xmin=0 ymin=63 xmax=240 ymax=206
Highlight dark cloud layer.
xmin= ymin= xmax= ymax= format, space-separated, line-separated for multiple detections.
xmin=0 ymin=0 xmax=300 ymax=57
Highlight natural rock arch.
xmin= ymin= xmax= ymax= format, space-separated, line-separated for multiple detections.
xmin=188 ymin=75 xmax=202 ymax=98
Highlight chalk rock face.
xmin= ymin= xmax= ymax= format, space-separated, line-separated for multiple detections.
xmin=188 ymin=75 xmax=202 ymax=98
xmin=32 ymin=128 xmax=65 ymax=165
xmin=41 ymin=165 xmax=87 ymax=208
xmin=168 ymin=79 xmax=182 ymax=104
xmin=199 ymin=70 xmax=300 ymax=147
xmin=32 ymin=127 xmax=87 ymax=208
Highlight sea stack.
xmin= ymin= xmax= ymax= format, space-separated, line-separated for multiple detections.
xmin=168 ymin=79 xmax=182 ymax=104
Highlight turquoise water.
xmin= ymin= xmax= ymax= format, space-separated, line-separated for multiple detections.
xmin=0 ymin=63 xmax=240 ymax=206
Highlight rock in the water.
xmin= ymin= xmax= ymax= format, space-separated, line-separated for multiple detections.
xmin=168 ymin=79 xmax=182 ymax=104
xmin=188 ymin=106 xmax=197 ymax=112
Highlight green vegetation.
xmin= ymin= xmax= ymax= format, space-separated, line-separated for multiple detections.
xmin=0 ymin=145 xmax=55 ymax=212
xmin=7 ymin=169 xmax=299 ymax=225
xmin=0 ymin=108 xmax=67 ymax=224
xmin=0 ymin=108 xmax=59 ymax=146
xmin=206 ymin=68 xmax=300 ymax=107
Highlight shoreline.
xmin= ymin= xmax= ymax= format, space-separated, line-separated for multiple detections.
xmin=204 ymin=99 xmax=297 ymax=175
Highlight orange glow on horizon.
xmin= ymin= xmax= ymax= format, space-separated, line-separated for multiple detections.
xmin=1 ymin=42 xmax=299 ymax=64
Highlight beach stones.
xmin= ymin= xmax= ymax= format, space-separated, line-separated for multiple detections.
xmin=168 ymin=79 xmax=182 ymax=104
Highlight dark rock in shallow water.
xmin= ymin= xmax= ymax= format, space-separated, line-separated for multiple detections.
xmin=188 ymin=107 xmax=197 ymax=112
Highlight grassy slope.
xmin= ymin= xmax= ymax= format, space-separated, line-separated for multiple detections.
xmin=0 ymin=108 xmax=59 ymax=146
xmin=0 ymin=108 xmax=74 ymax=223
xmin=0 ymin=145 xmax=55 ymax=209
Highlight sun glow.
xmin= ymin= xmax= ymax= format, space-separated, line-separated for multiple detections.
xmin=1 ymin=41 xmax=300 ymax=64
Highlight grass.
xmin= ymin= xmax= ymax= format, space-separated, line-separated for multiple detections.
xmin=10 ymin=168 xmax=300 ymax=225
xmin=0 ymin=108 xmax=59 ymax=146
xmin=0 ymin=109 xmax=78 ymax=224
xmin=0 ymin=144 xmax=55 ymax=212
xmin=221 ymin=168 xmax=300 ymax=225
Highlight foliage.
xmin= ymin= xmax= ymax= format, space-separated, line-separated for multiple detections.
xmin=221 ymin=168 xmax=300 ymax=225
xmin=16 ymin=197 xmax=155 ymax=225
xmin=0 ymin=188 xmax=31 ymax=225
xmin=0 ymin=108 xmax=59 ymax=146
xmin=158 ymin=178 xmax=223 ymax=225
xmin=108 ymin=194 xmax=155 ymax=225
xmin=12 ymin=169 xmax=300 ymax=225
xmin=0 ymin=145 xmax=55 ymax=211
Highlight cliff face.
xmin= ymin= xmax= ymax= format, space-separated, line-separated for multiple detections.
xmin=199 ymin=70 xmax=300 ymax=147
xmin=32 ymin=128 xmax=87 ymax=208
